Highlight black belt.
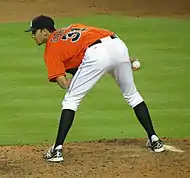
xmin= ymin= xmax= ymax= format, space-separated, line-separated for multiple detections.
xmin=88 ymin=35 xmax=117 ymax=48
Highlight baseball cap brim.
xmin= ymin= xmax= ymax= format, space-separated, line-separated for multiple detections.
xmin=24 ymin=27 xmax=36 ymax=32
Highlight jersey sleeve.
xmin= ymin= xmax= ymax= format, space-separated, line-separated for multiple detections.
xmin=44 ymin=43 xmax=66 ymax=82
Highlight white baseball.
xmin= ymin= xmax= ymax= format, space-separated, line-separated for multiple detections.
xmin=132 ymin=60 xmax=141 ymax=70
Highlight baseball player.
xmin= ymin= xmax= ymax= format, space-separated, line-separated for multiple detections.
xmin=25 ymin=15 xmax=164 ymax=162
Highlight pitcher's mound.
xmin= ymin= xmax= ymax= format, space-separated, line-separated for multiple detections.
xmin=0 ymin=138 xmax=190 ymax=178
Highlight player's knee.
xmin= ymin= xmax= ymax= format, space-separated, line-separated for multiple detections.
xmin=123 ymin=91 xmax=144 ymax=108
xmin=62 ymin=99 xmax=80 ymax=111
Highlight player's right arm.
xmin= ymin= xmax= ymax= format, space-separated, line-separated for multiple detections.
xmin=44 ymin=42 xmax=71 ymax=88
xmin=56 ymin=75 xmax=73 ymax=89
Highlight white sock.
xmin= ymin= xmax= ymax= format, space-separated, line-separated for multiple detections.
xmin=151 ymin=135 xmax=159 ymax=142
xmin=55 ymin=145 xmax=62 ymax=150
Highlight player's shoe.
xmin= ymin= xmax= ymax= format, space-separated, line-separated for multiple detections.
xmin=44 ymin=144 xmax=64 ymax=162
xmin=146 ymin=135 xmax=165 ymax=153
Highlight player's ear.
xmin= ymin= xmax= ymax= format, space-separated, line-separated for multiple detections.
xmin=42 ymin=28 xmax=49 ymax=36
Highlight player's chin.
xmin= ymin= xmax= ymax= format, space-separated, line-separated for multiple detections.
xmin=34 ymin=40 xmax=42 ymax=46
xmin=36 ymin=41 xmax=42 ymax=46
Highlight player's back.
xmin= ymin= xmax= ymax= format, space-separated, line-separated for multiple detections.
xmin=45 ymin=24 xmax=114 ymax=70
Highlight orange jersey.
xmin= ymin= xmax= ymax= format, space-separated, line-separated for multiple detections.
xmin=44 ymin=24 xmax=114 ymax=81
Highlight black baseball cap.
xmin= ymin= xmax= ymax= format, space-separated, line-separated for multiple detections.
xmin=25 ymin=15 xmax=55 ymax=32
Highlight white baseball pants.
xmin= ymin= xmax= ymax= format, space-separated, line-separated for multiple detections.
xmin=62 ymin=36 xmax=144 ymax=111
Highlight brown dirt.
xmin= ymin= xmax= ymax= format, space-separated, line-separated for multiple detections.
xmin=0 ymin=0 xmax=190 ymax=177
xmin=0 ymin=139 xmax=190 ymax=178
xmin=0 ymin=0 xmax=190 ymax=22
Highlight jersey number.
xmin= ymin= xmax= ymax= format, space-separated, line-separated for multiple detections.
xmin=62 ymin=28 xmax=87 ymax=43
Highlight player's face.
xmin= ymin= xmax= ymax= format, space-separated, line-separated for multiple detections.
xmin=32 ymin=29 xmax=46 ymax=46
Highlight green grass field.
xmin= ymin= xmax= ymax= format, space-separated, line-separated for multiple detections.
xmin=0 ymin=15 xmax=189 ymax=146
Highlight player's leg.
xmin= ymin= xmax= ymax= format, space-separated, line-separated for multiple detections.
xmin=109 ymin=62 xmax=164 ymax=152
xmin=56 ymin=67 xmax=106 ymax=140
xmin=109 ymin=38 xmax=164 ymax=152
xmin=44 ymin=68 xmax=106 ymax=162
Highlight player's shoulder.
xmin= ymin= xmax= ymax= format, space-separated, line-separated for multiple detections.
xmin=69 ymin=23 xmax=89 ymax=29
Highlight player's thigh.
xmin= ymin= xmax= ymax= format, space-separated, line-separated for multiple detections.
xmin=63 ymin=64 xmax=106 ymax=111
xmin=109 ymin=61 xmax=137 ymax=95
xmin=67 ymin=66 xmax=104 ymax=96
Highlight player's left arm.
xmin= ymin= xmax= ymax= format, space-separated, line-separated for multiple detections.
xmin=130 ymin=57 xmax=141 ymax=71
xmin=130 ymin=57 xmax=137 ymax=63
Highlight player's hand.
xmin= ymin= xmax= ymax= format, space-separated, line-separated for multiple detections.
xmin=130 ymin=58 xmax=141 ymax=71
xmin=56 ymin=75 xmax=73 ymax=89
